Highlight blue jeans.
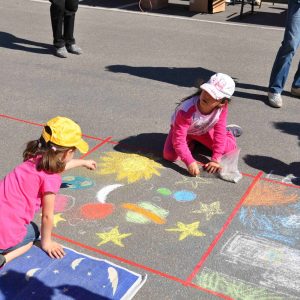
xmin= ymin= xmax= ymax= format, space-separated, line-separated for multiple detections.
xmin=269 ymin=0 xmax=300 ymax=94
xmin=0 ymin=222 xmax=40 ymax=254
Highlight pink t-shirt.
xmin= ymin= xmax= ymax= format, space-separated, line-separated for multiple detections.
xmin=0 ymin=158 xmax=61 ymax=249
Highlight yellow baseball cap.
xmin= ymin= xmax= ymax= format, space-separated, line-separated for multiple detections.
xmin=42 ymin=116 xmax=89 ymax=153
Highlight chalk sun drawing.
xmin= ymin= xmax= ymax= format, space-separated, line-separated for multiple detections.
xmin=62 ymin=176 xmax=95 ymax=190
xmin=192 ymin=201 xmax=224 ymax=220
xmin=96 ymin=226 xmax=132 ymax=247
xmin=165 ymin=221 xmax=205 ymax=241
xmin=122 ymin=202 xmax=169 ymax=224
xmin=244 ymin=181 xmax=298 ymax=206
xmin=98 ymin=152 xmax=163 ymax=183
xmin=195 ymin=267 xmax=286 ymax=300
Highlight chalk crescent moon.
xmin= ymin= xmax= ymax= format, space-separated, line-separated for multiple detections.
xmin=96 ymin=184 xmax=124 ymax=203
xmin=25 ymin=268 xmax=41 ymax=281
xmin=108 ymin=267 xmax=119 ymax=295
xmin=71 ymin=258 xmax=85 ymax=270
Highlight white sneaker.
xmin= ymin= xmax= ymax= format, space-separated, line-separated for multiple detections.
xmin=55 ymin=46 xmax=68 ymax=58
xmin=291 ymin=87 xmax=300 ymax=97
xmin=66 ymin=44 xmax=83 ymax=55
xmin=268 ymin=92 xmax=282 ymax=108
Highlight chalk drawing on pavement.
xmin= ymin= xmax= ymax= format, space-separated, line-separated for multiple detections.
xmin=194 ymin=267 xmax=288 ymax=300
xmin=122 ymin=202 xmax=169 ymax=224
xmin=192 ymin=201 xmax=224 ymax=220
xmin=98 ymin=152 xmax=163 ymax=183
xmin=62 ymin=176 xmax=95 ymax=190
xmin=175 ymin=175 xmax=212 ymax=189
xmin=244 ymin=181 xmax=298 ymax=206
xmin=96 ymin=226 xmax=132 ymax=247
xmin=165 ymin=221 xmax=205 ymax=240
xmin=221 ymin=232 xmax=300 ymax=294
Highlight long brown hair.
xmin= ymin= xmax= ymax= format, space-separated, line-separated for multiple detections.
xmin=23 ymin=137 xmax=75 ymax=173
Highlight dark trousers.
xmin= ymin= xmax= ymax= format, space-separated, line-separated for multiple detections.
xmin=50 ymin=0 xmax=79 ymax=48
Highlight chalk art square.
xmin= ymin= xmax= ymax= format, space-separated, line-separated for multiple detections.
xmin=0 ymin=246 xmax=145 ymax=300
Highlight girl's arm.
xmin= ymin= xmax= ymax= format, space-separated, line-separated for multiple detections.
xmin=65 ymin=159 xmax=97 ymax=171
xmin=211 ymin=105 xmax=228 ymax=163
xmin=205 ymin=106 xmax=228 ymax=173
xmin=172 ymin=110 xmax=195 ymax=167
xmin=41 ymin=192 xmax=65 ymax=258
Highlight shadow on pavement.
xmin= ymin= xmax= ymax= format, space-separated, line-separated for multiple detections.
xmin=274 ymin=121 xmax=300 ymax=145
xmin=244 ymin=155 xmax=300 ymax=185
xmin=106 ymin=65 xmax=215 ymax=88
xmin=0 ymin=31 xmax=52 ymax=54
xmin=113 ymin=133 xmax=192 ymax=176
xmin=106 ymin=65 xmax=292 ymax=104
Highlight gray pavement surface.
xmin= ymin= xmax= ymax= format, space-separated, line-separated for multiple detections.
xmin=0 ymin=0 xmax=300 ymax=299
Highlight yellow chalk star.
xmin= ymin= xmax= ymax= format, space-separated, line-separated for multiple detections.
xmin=96 ymin=226 xmax=132 ymax=247
xmin=53 ymin=213 xmax=66 ymax=227
xmin=166 ymin=221 xmax=205 ymax=241
xmin=192 ymin=201 xmax=224 ymax=221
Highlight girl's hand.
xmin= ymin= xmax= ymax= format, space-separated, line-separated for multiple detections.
xmin=42 ymin=241 xmax=65 ymax=259
xmin=188 ymin=162 xmax=200 ymax=176
xmin=84 ymin=160 xmax=97 ymax=170
xmin=204 ymin=161 xmax=221 ymax=173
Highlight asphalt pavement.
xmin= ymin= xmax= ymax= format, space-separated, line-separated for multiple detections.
xmin=0 ymin=0 xmax=299 ymax=299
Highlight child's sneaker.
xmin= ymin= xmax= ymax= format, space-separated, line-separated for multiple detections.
xmin=227 ymin=124 xmax=243 ymax=137
xmin=0 ymin=254 xmax=6 ymax=268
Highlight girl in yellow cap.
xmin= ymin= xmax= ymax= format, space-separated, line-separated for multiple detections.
xmin=0 ymin=116 xmax=96 ymax=268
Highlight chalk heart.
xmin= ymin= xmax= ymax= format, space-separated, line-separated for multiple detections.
xmin=80 ymin=203 xmax=115 ymax=220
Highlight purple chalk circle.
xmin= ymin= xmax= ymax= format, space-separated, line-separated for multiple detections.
xmin=173 ymin=190 xmax=197 ymax=202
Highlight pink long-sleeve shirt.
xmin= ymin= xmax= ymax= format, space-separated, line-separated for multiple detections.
xmin=171 ymin=96 xmax=228 ymax=166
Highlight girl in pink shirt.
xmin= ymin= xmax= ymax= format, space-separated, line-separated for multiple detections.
xmin=163 ymin=73 xmax=242 ymax=177
xmin=0 ymin=116 xmax=97 ymax=268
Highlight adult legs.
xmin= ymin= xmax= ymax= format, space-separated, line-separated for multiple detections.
xmin=268 ymin=0 xmax=300 ymax=94
xmin=50 ymin=0 xmax=66 ymax=48
xmin=64 ymin=0 xmax=79 ymax=47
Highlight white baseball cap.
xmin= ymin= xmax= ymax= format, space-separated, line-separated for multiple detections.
xmin=200 ymin=73 xmax=235 ymax=100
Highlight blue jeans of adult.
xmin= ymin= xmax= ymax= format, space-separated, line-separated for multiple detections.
xmin=0 ymin=222 xmax=40 ymax=254
xmin=269 ymin=0 xmax=300 ymax=94
xmin=49 ymin=0 xmax=79 ymax=48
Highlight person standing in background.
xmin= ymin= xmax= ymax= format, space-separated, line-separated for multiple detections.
xmin=50 ymin=0 xmax=82 ymax=58
xmin=267 ymin=0 xmax=300 ymax=108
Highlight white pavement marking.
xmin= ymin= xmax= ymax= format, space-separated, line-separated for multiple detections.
xmin=31 ymin=0 xmax=284 ymax=31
